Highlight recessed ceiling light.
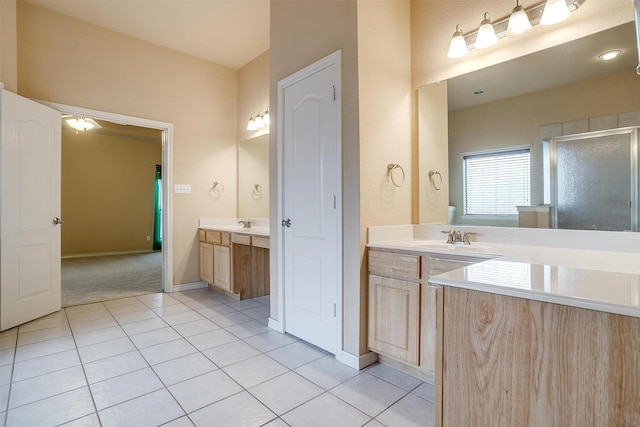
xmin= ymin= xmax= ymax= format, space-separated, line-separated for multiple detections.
xmin=599 ymin=50 xmax=621 ymax=61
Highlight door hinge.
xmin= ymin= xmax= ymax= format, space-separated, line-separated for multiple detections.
xmin=333 ymin=85 xmax=336 ymax=101
xmin=333 ymin=195 xmax=336 ymax=209
xmin=333 ymin=303 xmax=337 ymax=317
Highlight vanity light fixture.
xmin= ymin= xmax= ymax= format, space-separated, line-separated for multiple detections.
xmin=540 ymin=0 xmax=571 ymax=25
xmin=65 ymin=116 xmax=102 ymax=134
xmin=506 ymin=0 xmax=532 ymax=37
xmin=246 ymin=108 xmax=270 ymax=131
xmin=599 ymin=50 xmax=622 ymax=61
xmin=475 ymin=13 xmax=498 ymax=48
xmin=447 ymin=0 xmax=586 ymax=59
xmin=447 ymin=25 xmax=470 ymax=58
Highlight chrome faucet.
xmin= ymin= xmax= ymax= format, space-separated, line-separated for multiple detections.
xmin=441 ymin=230 xmax=476 ymax=245
xmin=238 ymin=219 xmax=253 ymax=229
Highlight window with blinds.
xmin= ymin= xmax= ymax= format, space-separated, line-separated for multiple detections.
xmin=463 ymin=148 xmax=530 ymax=215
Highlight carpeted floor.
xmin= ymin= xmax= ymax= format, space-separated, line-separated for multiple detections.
xmin=62 ymin=252 xmax=163 ymax=307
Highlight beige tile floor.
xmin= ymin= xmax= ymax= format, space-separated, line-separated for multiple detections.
xmin=0 ymin=288 xmax=435 ymax=427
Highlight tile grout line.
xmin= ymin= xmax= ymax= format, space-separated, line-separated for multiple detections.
xmin=65 ymin=304 xmax=105 ymax=427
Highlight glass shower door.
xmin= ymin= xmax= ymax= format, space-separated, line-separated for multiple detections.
xmin=551 ymin=129 xmax=638 ymax=231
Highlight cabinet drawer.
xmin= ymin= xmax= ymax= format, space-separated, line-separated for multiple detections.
xmin=428 ymin=257 xmax=474 ymax=277
xmin=369 ymin=250 xmax=421 ymax=280
xmin=233 ymin=234 xmax=252 ymax=245
xmin=252 ymin=236 xmax=270 ymax=249
xmin=199 ymin=229 xmax=206 ymax=242
xmin=205 ymin=230 xmax=222 ymax=244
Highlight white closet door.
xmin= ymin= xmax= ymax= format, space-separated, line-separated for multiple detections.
xmin=282 ymin=58 xmax=341 ymax=354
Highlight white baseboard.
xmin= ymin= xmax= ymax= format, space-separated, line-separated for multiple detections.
xmin=62 ymin=249 xmax=155 ymax=259
xmin=338 ymin=351 xmax=378 ymax=370
xmin=268 ymin=318 xmax=284 ymax=332
xmin=172 ymin=281 xmax=208 ymax=292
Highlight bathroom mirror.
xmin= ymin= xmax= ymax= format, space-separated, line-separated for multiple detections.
xmin=238 ymin=134 xmax=269 ymax=218
xmin=424 ymin=21 xmax=640 ymax=231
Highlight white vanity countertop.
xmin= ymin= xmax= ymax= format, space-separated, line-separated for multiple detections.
xmin=368 ymin=225 xmax=640 ymax=318
xmin=199 ymin=218 xmax=270 ymax=237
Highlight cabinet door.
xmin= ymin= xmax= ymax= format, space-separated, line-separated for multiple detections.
xmin=368 ymin=274 xmax=419 ymax=365
xmin=233 ymin=243 xmax=252 ymax=298
xmin=251 ymin=246 xmax=270 ymax=298
xmin=420 ymin=284 xmax=442 ymax=375
xmin=213 ymin=244 xmax=232 ymax=292
xmin=199 ymin=242 xmax=214 ymax=285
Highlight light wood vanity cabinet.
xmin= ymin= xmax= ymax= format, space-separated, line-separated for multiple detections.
xmin=199 ymin=228 xmax=269 ymax=300
xmin=368 ymin=248 xmax=480 ymax=382
xmin=443 ymin=286 xmax=640 ymax=426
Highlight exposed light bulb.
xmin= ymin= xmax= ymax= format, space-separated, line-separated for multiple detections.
xmin=540 ymin=0 xmax=570 ymax=26
xmin=447 ymin=25 xmax=469 ymax=59
xmin=263 ymin=108 xmax=270 ymax=125
xmin=254 ymin=114 xmax=264 ymax=128
xmin=247 ymin=117 xmax=257 ymax=131
xmin=475 ymin=13 xmax=498 ymax=49
xmin=506 ymin=1 xmax=532 ymax=37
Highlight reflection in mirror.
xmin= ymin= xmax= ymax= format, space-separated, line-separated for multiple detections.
xmin=238 ymin=134 xmax=269 ymax=218
xmin=441 ymin=21 xmax=640 ymax=231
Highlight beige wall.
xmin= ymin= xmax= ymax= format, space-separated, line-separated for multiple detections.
xmin=238 ymin=50 xmax=270 ymax=142
xmin=17 ymin=2 xmax=238 ymax=285
xmin=0 ymin=0 xmax=18 ymax=91
xmin=357 ymin=0 xmax=413 ymax=353
xmin=448 ymin=67 xmax=640 ymax=225
xmin=61 ymin=126 xmax=162 ymax=256
xmin=270 ymin=0 xmax=362 ymax=356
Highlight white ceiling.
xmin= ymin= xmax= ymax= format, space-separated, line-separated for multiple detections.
xmin=25 ymin=0 xmax=270 ymax=70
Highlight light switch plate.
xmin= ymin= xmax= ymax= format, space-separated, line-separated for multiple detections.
xmin=174 ymin=184 xmax=191 ymax=194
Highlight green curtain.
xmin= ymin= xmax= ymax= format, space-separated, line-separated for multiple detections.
xmin=153 ymin=164 xmax=162 ymax=251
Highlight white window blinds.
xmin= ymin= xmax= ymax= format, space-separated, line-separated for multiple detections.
xmin=464 ymin=148 xmax=530 ymax=215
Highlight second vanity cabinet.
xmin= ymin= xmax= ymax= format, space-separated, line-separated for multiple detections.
xmin=368 ymin=248 xmax=480 ymax=381
xmin=199 ymin=228 xmax=269 ymax=300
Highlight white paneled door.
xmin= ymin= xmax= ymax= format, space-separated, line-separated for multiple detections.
xmin=1 ymin=88 xmax=62 ymax=331
xmin=281 ymin=53 xmax=341 ymax=354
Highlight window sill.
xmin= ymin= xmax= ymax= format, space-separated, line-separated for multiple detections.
xmin=460 ymin=214 xmax=518 ymax=221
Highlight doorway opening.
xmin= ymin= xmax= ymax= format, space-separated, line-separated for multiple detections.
xmin=41 ymin=101 xmax=174 ymax=306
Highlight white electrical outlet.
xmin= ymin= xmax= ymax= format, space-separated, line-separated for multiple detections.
xmin=174 ymin=184 xmax=191 ymax=194
xmin=146 ymin=236 xmax=151 ymax=241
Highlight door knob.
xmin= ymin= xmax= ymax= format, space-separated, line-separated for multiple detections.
xmin=281 ymin=218 xmax=292 ymax=228
xmin=53 ymin=217 xmax=64 ymax=225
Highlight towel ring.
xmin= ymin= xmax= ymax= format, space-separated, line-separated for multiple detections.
xmin=212 ymin=181 xmax=225 ymax=193
xmin=252 ymin=184 xmax=263 ymax=196
xmin=387 ymin=163 xmax=405 ymax=188
xmin=428 ymin=170 xmax=442 ymax=191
